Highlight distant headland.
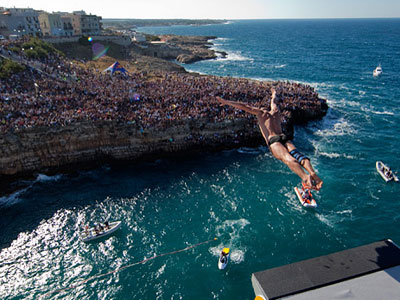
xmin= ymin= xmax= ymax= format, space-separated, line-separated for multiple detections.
xmin=101 ymin=19 xmax=228 ymax=28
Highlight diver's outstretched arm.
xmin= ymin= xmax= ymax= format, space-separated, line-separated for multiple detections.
xmin=216 ymin=96 xmax=262 ymax=116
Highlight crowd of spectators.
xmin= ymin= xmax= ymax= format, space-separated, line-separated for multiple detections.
xmin=0 ymin=39 xmax=324 ymax=134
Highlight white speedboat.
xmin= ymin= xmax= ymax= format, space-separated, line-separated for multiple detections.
xmin=376 ymin=161 xmax=398 ymax=182
xmin=81 ymin=221 xmax=121 ymax=242
xmin=373 ymin=65 xmax=382 ymax=77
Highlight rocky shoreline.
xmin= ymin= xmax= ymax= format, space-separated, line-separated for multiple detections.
xmin=127 ymin=34 xmax=226 ymax=68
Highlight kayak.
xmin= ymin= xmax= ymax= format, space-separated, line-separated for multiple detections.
xmin=294 ymin=187 xmax=317 ymax=208
xmin=218 ymin=247 xmax=230 ymax=270
xmin=376 ymin=161 xmax=399 ymax=182
xmin=81 ymin=221 xmax=121 ymax=242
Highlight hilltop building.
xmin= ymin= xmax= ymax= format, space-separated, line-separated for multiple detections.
xmin=60 ymin=15 xmax=74 ymax=37
xmin=67 ymin=10 xmax=102 ymax=36
xmin=0 ymin=7 xmax=102 ymax=38
xmin=38 ymin=12 xmax=65 ymax=37
xmin=0 ymin=7 xmax=42 ymax=37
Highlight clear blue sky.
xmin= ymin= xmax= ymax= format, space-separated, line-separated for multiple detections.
xmin=2 ymin=0 xmax=400 ymax=19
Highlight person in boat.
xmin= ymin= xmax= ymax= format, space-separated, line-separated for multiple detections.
xmin=301 ymin=187 xmax=312 ymax=203
xmin=220 ymin=251 xmax=228 ymax=263
xmin=94 ymin=223 xmax=104 ymax=235
xmin=216 ymin=87 xmax=323 ymax=190
xmin=385 ymin=168 xmax=393 ymax=179
xmin=94 ymin=223 xmax=100 ymax=234
xmin=104 ymin=221 xmax=110 ymax=229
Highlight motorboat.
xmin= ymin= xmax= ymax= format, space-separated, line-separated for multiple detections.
xmin=373 ymin=65 xmax=382 ymax=77
xmin=81 ymin=221 xmax=121 ymax=242
xmin=376 ymin=161 xmax=398 ymax=182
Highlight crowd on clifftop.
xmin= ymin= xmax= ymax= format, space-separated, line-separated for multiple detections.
xmin=0 ymin=39 xmax=325 ymax=133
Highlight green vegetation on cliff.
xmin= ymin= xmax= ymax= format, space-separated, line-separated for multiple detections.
xmin=12 ymin=37 xmax=64 ymax=59
xmin=0 ymin=58 xmax=25 ymax=79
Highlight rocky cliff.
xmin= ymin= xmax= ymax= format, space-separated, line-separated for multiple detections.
xmin=0 ymin=99 xmax=328 ymax=183
xmin=0 ymin=118 xmax=262 ymax=180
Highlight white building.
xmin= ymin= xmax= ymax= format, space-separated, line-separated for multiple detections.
xmin=38 ymin=12 xmax=65 ymax=37
xmin=68 ymin=10 xmax=102 ymax=36
xmin=60 ymin=15 xmax=74 ymax=37
xmin=132 ymin=32 xmax=146 ymax=42
xmin=0 ymin=7 xmax=42 ymax=37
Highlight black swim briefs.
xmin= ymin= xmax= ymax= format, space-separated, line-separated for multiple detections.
xmin=267 ymin=134 xmax=290 ymax=146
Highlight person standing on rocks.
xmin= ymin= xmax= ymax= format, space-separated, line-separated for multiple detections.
xmin=216 ymin=87 xmax=323 ymax=190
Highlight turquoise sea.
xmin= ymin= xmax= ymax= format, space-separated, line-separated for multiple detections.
xmin=1 ymin=19 xmax=400 ymax=299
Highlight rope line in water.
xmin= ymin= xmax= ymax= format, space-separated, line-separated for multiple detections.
xmin=40 ymin=238 xmax=217 ymax=299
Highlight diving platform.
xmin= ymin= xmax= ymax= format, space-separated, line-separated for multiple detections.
xmin=251 ymin=239 xmax=400 ymax=300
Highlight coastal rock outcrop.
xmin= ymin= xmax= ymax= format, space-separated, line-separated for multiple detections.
xmin=176 ymin=54 xmax=202 ymax=64
xmin=131 ymin=35 xmax=221 ymax=65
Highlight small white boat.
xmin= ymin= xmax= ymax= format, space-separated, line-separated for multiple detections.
xmin=218 ymin=247 xmax=230 ymax=270
xmin=376 ymin=161 xmax=399 ymax=182
xmin=373 ymin=65 xmax=382 ymax=77
xmin=81 ymin=221 xmax=121 ymax=242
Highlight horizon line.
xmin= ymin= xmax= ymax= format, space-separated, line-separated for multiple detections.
xmin=102 ymin=17 xmax=400 ymax=20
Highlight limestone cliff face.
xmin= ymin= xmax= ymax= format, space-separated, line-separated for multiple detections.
xmin=0 ymin=118 xmax=263 ymax=179
xmin=0 ymin=100 xmax=327 ymax=180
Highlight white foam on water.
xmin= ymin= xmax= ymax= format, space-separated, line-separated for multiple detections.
xmin=230 ymin=249 xmax=245 ymax=264
xmin=274 ymin=64 xmax=287 ymax=69
xmin=297 ymin=80 xmax=337 ymax=90
xmin=336 ymin=99 xmax=362 ymax=108
xmin=0 ymin=186 xmax=30 ymax=207
xmin=155 ymin=263 xmax=166 ymax=279
xmin=311 ymin=139 xmax=357 ymax=160
xmin=285 ymin=189 xmax=307 ymax=213
xmin=223 ymin=51 xmax=253 ymax=62
xmin=35 ymin=173 xmax=63 ymax=182
xmin=209 ymin=246 xmax=245 ymax=265
xmin=0 ymin=173 xmax=64 ymax=208
xmin=361 ymin=106 xmax=395 ymax=116
xmin=214 ymin=218 xmax=250 ymax=251
xmin=317 ymin=151 xmax=356 ymax=160
xmin=314 ymin=118 xmax=356 ymax=137
xmin=214 ymin=37 xmax=230 ymax=42
xmin=249 ymin=76 xmax=278 ymax=82
xmin=315 ymin=213 xmax=335 ymax=228
xmin=336 ymin=210 xmax=352 ymax=215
